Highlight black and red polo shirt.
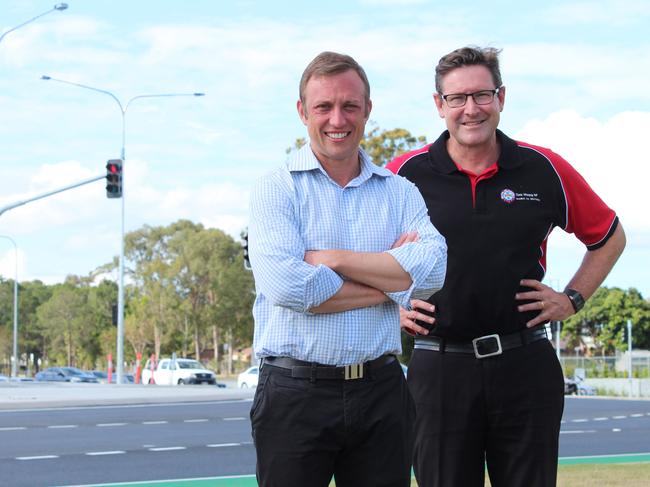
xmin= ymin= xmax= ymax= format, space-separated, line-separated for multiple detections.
xmin=386 ymin=130 xmax=618 ymax=340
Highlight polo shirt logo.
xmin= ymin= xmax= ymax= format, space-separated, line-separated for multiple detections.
xmin=500 ymin=188 xmax=516 ymax=204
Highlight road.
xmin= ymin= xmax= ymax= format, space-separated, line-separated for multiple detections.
xmin=0 ymin=387 xmax=648 ymax=487
xmin=0 ymin=398 xmax=256 ymax=487
xmin=560 ymin=396 xmax=650 ymax=457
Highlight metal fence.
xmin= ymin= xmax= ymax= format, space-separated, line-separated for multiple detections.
xmin=560 ymin=355 xmax=650 ymax=379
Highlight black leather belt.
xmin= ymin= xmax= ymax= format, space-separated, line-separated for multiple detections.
xmin=414 ymin=326 xmax=548 ymax=359
xmin=263 ymin=355 xmax=396 ymax=380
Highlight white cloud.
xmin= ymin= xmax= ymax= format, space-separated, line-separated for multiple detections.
xmin=359 ymin=0 xmax=430 ymax=5
xmin=542 ymin=0 xmax=650 ymax=26
xmin=0 ymin=246 xmax=25 ymax=282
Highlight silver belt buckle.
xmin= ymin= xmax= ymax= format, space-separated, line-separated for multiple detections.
xmin=472 ymin=334 xmax=502 ymax=359
xmin=344 ymin=363 xmax=364 ymax=380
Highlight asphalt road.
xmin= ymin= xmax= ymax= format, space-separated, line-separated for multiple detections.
xmin=561 ymin=396 xmax=650 ymax=457
xmin=0 ymin=398 xmax=256 ymax=487
xmin=0 ymin=384 xmax=648 ymax=487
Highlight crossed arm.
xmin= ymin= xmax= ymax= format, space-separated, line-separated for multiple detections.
xmin=306 ymin=232 xmax=418 ymax=313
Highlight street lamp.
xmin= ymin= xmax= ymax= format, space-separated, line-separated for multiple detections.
xmin=0 ymin=4 xmax=68 ymax=44
xmin=0 ymin=236 xmax=19 ymax=378
xmin=41 ymin=75 xmax=204 ymax=384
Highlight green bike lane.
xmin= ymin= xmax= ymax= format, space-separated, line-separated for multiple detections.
xmin=63 ymin=453 xmax=650 ymax=487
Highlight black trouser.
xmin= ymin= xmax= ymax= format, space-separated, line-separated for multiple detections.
xmin=408 ymin=338 xmax=564 ymax=487
xmin=251 ymin=358 xmax=414 ymax=487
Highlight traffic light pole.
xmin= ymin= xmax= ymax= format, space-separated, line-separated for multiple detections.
xmin=0 ymin=174 xmax=105 ymax=217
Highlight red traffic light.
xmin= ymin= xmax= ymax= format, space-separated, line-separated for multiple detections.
xmin=106 ymin=159 xmax=123 ymax=198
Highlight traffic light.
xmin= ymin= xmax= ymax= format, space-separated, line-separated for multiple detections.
xmin=111 ymin=304 xmax=118 ymax=327
xmin=106 ymin=159 xmax=123 ymax=198
xmin=243 ymin=230 xmax=251 ymax=270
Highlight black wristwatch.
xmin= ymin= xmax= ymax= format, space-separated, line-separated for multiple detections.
xmin=563 ymin=288 xmax=585 ymax=313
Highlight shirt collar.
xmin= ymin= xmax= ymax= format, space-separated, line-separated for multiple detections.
xmin=287 ymin=143 xmax=392 ymax=186
xmin=429 ymin=129 xmax=523 ymax=174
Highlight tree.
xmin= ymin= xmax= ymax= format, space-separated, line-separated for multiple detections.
xmin=562 ymin=287 xmax=650 ymax=354
xmin=36 ymin=284 xmax=88 ymax=367
xmin=361 ymin=123 xmax=427 ymax=167
xmin=123 ymin=220 xmax=255 ymax=369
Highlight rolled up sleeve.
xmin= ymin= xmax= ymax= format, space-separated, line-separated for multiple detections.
xmin=249 ymin=172 xmax=344 ymax=313
xmin=385 ymin=184 xmax=447 ymax=309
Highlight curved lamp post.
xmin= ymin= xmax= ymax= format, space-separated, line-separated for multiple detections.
xmin=0 ymin=4 xmax=68 ymax=44
xmin=0 ymin=236 xmax=18 ymax=378
xmin=41 ymin=75 xmax=204 ymax=383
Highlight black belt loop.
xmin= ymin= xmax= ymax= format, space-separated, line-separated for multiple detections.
xmin=309 ymin=363 xmax=317 ymax=383
xmin=519 ymin=328 xmax=529 ymax=346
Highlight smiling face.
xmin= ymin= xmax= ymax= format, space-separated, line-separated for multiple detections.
xmin=434 ymin=65 xmax=505 ymax=160
xmin=297 ymin=69 xmax=371 ymax=172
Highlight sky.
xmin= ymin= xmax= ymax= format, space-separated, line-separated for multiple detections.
xmin=0 ymin=0 xmax=649 ymax=297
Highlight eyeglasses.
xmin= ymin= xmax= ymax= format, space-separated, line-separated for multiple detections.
xmin=441 ymin=87 xmax=501 ymax=108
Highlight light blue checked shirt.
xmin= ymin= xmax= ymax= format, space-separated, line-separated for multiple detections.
xmin=249 ymin=144 xmax=447 ymax=366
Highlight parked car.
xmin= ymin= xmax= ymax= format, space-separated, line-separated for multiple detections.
xmin=88 ymin=370 xmax=135 ymax=384
xmin=564 ymin=377 xmax=596 ymax=396
xmin=564 ymin=378 xmax=578 ymax=395
xmin=0 ymin=374 xmax=8 ymax=382
xmin=142 ymin=358 xmax=224 ymax=387
xmin=237 ymin=366 xmax=259 ymax=388
xmin=35 ymin=367 xmax=99 ymax=383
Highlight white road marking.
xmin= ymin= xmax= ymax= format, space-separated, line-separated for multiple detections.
xmin=612 ymin=416 xmax=627 ymax=419
xmin=223 ymin=417 xmax=246 ymax=421
xmin=0 ymin=399 xmax=251 ymax=414
xmin=85 ymin=451 xmax=125 ymax=456
xmin=630 ymin=414 xmax=643 ymax=418
xmin=48 ymin=424 xmax=77 ymax=429
xmin=96 ymin=422 xmax=127 ymax=427
xmin=207 ymin=443 xmax=240 ymax=448
xmin=142 ymin=421 xmax=168 ymax=425
xmin=571 ymin=419 xmax=588 ymax=423
xmin=0 ymin=426 xmax=26 ymax=431
xmin=149 ymin=446 xmax=186 ymax=452
xmin=612 ymin=428 xmax=622 ymax=432
xmin=16 ymin=455 xmax=58 ymax=460
xmin=594 ymin=417 xmax=608 ymax=421
xmin=560 ymin=430 xmax=596 ymax=434
xmin=184 ymin=419 xmax=209 ymax=423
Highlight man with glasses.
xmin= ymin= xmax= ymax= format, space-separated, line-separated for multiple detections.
xmin=248 ymin=51 xmax=447 ymax=487
xmin=386 ymin=46 xmax=625 ymax=487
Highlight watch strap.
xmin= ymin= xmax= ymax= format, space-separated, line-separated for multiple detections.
xmin=563 ymin=288 xmax=585 ymax=313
